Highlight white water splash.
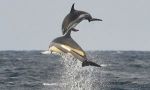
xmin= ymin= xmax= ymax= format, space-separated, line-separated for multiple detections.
xmin=59 ymin=55 xmax=96 ymax=90
xmin=40 ymin=51 xmax=51 ymax=55
xmin=42 ymin=52 xmax=103 ymax=90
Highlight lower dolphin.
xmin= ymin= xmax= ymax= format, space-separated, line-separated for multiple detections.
xmin=49 ymin=30 xmax=101 ymax=67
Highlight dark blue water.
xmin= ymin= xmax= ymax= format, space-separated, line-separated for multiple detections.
xmin=0 ymin=51 xmax=150 ymax=90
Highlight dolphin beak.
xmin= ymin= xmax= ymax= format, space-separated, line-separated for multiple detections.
xmin=90 ymin=18 xmax=102 ymax=22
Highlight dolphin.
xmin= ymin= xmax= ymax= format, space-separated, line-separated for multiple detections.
xmin=62 ymin=3 xmax=102 ymax=35
xmin=48 ymin=30 xmax=101 ymax=67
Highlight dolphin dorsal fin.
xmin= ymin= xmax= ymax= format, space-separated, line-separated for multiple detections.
xmin=70 ymin=3 xmax=75 ymax=13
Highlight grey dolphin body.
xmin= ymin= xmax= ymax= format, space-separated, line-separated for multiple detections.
xmin=49 ymin=31 xmax=101 ymax=67
xmin=62 ymin=4 xmax=102 ymax=35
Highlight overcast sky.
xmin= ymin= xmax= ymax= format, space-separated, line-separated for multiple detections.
xmin=0 ymin=0 xmax=150 ymax=51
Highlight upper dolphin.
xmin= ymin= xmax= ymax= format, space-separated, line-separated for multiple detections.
xmin=62 ymin=3 xmax=102 ymax=35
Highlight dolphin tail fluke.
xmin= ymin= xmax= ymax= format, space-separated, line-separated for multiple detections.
xmin=82 ymin=60 xmax=101 ymax=67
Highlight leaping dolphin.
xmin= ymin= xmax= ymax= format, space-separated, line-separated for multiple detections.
xmin=48 ymin=30 xmax=101 ymax=67
xmin=62 ymin=3 xmax=102 ymax=35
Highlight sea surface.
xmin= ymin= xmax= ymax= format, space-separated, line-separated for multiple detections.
xmin=0 ymin=51 xmax=150 ymax=90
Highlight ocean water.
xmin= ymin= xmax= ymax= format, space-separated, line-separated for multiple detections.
xmin=0 ymin=51 xmax=150 ymax=90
